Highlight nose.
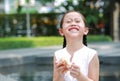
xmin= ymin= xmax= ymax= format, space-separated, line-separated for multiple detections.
xmin=71 ymin=24 xmax=77 ymax=27
xmin=71 ymin=21 xmax=77 ymax=26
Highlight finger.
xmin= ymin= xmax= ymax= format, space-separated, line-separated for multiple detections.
xmin=71 ymin=63 xmax=79 ymax=68
xmin=70 ymin=65 xmax=81 ymax=78
xmin=57 ymin=62 xmax=64 ymax=67
xmin=71 ymin=64 xmax=80 ymax=71
xmin=70 ymin=69 xmax=80 ymax=78
xmin=57 ymin=65 xmax=65 ymax=72
xmin=56 ymin=62 xmax=65 ymax=71
xmin=56 ymin=62 xmax=63 ymax=68
xmin=70 ymin=70 xmax=77 ymax=78
xmin=57 ymin=66 xmax=67 ymax=75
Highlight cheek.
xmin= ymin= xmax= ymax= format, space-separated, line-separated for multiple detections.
xmin=62 ymin=23 xmax=69 ymax=28
xmin=79 ymin=23 xmax=85 ymax=28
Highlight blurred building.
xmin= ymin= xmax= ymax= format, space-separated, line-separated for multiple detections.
xmin=0 ymin=0 xmax=4 ymax=14
xmin=0 ymin=0 xmax=17 ymax=14
xmin=0 ymin=0 xmax=54 ymax=14
xmin=0 ymin=0 xmax=57 ymax=37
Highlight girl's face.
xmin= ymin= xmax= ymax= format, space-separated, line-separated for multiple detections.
xmin=59 ymin=12 xmax=88 ymax=38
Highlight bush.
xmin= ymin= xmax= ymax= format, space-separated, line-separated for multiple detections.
xmin=87 ymin=35 xmax=112 ymax=42
xmin=0 ymin=36 xmax=63 ymax=50
xmin=0 ymin=35 xmax=112 ymax=50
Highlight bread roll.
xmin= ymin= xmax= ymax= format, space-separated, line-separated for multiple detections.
xmin=60 ymin=57 xmax=71 ymax=73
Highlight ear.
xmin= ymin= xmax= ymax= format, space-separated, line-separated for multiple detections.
xmin=59 ymin=28 xmax=64 ymax=36
xmin=84 ymin=27 xmax=89 ymax=35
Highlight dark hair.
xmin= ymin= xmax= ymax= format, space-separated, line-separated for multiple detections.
xmin=60 ymin=10 xmax=88 ymax=48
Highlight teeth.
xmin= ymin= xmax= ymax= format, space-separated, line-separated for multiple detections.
xmin=70 ymin=29 xmax=78 ymax=33
xmin=69 ymin=28 xmax=79 ymax=33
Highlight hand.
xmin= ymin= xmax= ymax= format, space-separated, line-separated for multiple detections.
xmin=69 ymin=63 xmax=81 ymax=79
xmin=55 ymin=61 xmax=68 ymax=77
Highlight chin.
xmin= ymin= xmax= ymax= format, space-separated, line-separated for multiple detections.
xmin=70 ymin=33 xmax=80 ymax=37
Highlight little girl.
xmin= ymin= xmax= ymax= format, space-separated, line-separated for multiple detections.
xmin=53 ymin=10 xmax=99 ymax=81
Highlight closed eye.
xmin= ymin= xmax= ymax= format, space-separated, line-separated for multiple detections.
xmin=64 ymin=20 xmax=72 ymax=23
xmin=75 ymin=19 xmax=81 ymax=23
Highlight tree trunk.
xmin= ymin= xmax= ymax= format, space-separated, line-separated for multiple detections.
xmin=113 ymin=2 xmax=120 ymax=42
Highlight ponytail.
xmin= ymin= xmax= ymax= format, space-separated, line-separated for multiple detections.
xmin=83 ymin=35 xmax=87 ymax=46
xmin=63 ymin=36 xmax=66 ymax=48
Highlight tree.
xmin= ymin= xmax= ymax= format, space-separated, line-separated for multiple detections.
xmin=55 ymin=0 xmax=100 ymax=30
xmin=54 ymin=0 xmax=120 ymax=38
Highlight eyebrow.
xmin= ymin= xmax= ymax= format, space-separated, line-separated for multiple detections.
xmin=64 ymin=17 xmax=82 ymax=21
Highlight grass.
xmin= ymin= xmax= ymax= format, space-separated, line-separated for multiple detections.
xmin=0 ymin=35 xmax=112 ymax=50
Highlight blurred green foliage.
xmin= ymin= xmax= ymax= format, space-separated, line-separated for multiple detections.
xmin=0 ymin=13 xmax=59 ymax=37
xmin=0 ymin=36 xmax=63 ymax=50
xmin=1 ymin=0 xmax=117 ymax=37
xmin=0 ymin=35 xmax=112 ymax=50
xmin=87 ymin=35 xmax=112 ymax=42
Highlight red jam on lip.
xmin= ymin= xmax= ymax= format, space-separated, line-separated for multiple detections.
xmin=68 ymin=27 xmax=79 ymax=32
xmin=68 ymin=27 xmax=79 ymax=31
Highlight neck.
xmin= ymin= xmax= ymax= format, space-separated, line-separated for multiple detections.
xmin=66 ymin=39 xmax=84 ymax=55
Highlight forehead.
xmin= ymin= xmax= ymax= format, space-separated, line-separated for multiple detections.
xmin=64 ymin=12 xmax=82 ymax=19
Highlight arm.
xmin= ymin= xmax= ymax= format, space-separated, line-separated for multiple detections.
xmin=70 ymin=54 xmax=99 ymax=81
xmin=88 ymin=54 xmax=99 ymax=81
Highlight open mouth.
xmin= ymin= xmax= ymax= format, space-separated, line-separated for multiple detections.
xmin=68 ymin=27 xmax=79 ymax=33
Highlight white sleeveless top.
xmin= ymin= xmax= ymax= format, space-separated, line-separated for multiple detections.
xmin=54 ymin=46 xmax=97 ymax=81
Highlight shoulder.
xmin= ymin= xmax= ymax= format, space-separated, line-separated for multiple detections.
xmin=84 ymin=46 xmax=97 ymax=55
xmin=83 ymin=46 xmax=98 ymax=63
xmin=54 ymin=48 xmax=66 ymax=55
xmin=54 ymin=48 xmax=66 ymax=60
